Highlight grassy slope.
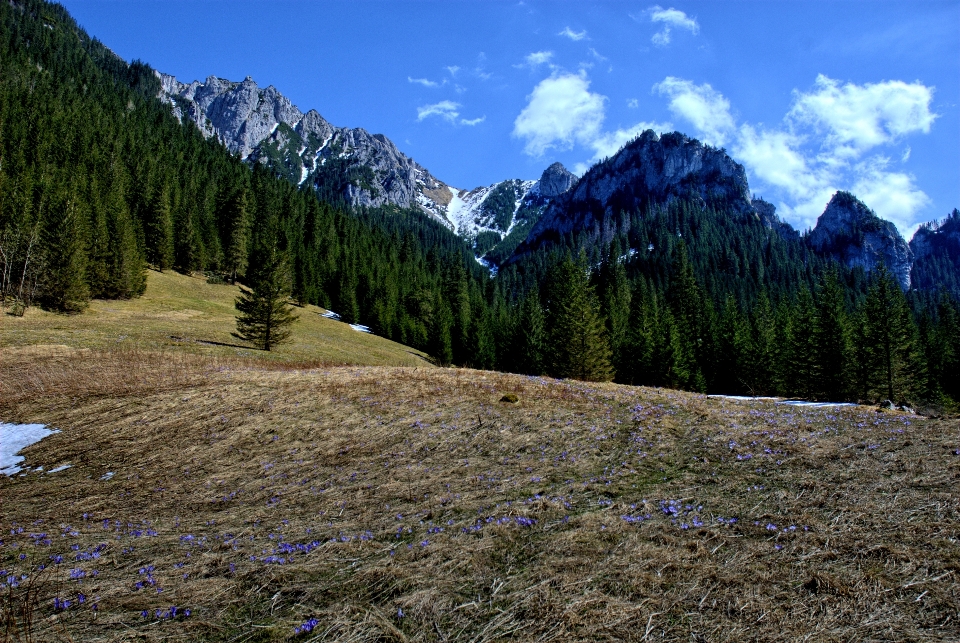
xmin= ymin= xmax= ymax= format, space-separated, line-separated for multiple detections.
xmin=0 ymin=270 xmax=431 ymax=367
xmin=1 ymin=351 xmax=958 ymax=642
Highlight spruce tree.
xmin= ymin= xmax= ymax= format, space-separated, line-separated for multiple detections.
xmin=39 ymin=184 xmax=90 ymax=313
xmin=232 ymin=250 xmax=298 ymax=351
xmin=813 ymin=271 xmax=849 ymax=400
xmin=545 ymin=252 xmax=614 ymax=382
xmin=512 ymin=288 xmax=546 ymax=375
xmin=597 ymin=239 xmax=632 ymax=376
xmin=863 ymin=264 xmax=917 ymax=402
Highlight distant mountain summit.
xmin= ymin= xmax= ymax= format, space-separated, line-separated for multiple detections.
xmin=156 ymin=72 xmax=575 ymax=264
xmin=909 ymin=208 xmax=960 ymax=296
xmin=510 ymin=130 xmax=795 ymax=260
xmin=157 ymin=72 xmax=456 ymax=219
xmin=808 ymin=191 xmax=913 ymax=289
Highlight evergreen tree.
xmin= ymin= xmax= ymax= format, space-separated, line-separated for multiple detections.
xmin=232 ymin=249 xmax=298 ymax=351
xmin=39 ymin=184 xmax=90 ymax=313
xmin=785 ymin=287 xmax=818 ymax=398
xmin=666 ymin=242 xmax=708 ymax=391
xmin=223 ymin=187 xmax=250 ymax=283
xmin=596 ymin=239 xmax=632 ymax=376
xmin=863 ymin=264 xmax=917 ymax=402
xmin=143 ymin=177 xmax=174 ymax=270
xmin=544 ymin=252 xmax=614 ymax=382
xmin=512 ymin=288 xmax=546 ymax=375
xmin=429 ymin=294 xmax=454 ymax=366
xmin=813 ymin=271 xmax=849 ymax=400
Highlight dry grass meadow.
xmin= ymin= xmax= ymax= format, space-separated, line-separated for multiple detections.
xmin=2 ymin=346 xmax=959 ymax=642
xmin=0 ymin=270 xmax=431 ymax=367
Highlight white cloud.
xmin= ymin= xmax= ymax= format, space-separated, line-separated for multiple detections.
xmin=588 ymin=48 xmax=607 ymax=62
xmin=650 ymin=75 xmax=938 ymax=233
xmin=851 ymin=158 xmax=930 ymax=235
xmin=445 ymin=66 xmax=460 ymax=77
xmin=559 ymin=26 xmax=587 ymax=41
xmin=788 ymin=74 xmax=937 ymax=155
xmin=417 ymin=101 xmax=460 ymax=123
xmin=648 ymin=5 xmax=699 ymax=46
xmin=417 ymin=101 xmax=484 ymax=127
xmin=513 ymin=72 xmax=606 ymax=157
xmin=517 ymin=51 xmax=554 ymax=69
xmin=654 ymin=77 xmax=735 ymax=146
xmin=408 ymin=77 xmax=440 ymax=88
xmin=588 ymin=120 xmax=673 ymax=163
xmin=627 ymin=98 xmax=639 ymax=109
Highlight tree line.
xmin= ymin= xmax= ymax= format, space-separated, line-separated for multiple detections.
xmin=2 ymin=0 xmax=958 ymax=410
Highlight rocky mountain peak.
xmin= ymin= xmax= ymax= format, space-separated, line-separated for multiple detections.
xmin=538 ymin=162 xmax=577 ymax=198
xmin=808 ymin=191 xmax=913 ymax=289
xmin=509 ymin=130 xmax=760 ymax=260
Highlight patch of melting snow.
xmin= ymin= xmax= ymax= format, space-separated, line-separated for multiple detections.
xmin=778 ymin=400 xmax=857 ymax=408
xmin=707 ymin=395 xmax=856 ymax=408
xmin=350 ymin=324 xmax=372 ymax=333
xmin=48 ymin=464 xmax=72 ymax=473
xmin=708 ymin=395 xmax=778 ymax=402
xmin=1 ymin=423 xmax=60 ymax=476
xmin=100 ymin=472 xmax=115 ymax=481
xmin=320 ymin=310 xmax=341 ymax=320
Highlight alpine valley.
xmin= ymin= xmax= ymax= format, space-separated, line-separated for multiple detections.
xmin=4 ymin=3 xmax=960 ymax=642
xmin=1 ymin=0 xmax=959 ymax=404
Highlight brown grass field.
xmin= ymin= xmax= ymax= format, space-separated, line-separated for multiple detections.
xmin=1 ymin=346 xmax=959 ymax=642
xmin=0 ymin=270 xmax=431 ymax=367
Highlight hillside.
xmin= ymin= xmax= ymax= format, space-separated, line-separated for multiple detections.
xmin=2 ymin=350 xmax=958 ymax=641
xmin=1 ymin=270 xmax=431 ymax=367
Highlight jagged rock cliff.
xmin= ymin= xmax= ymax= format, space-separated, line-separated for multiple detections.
xmin=157 ymin=72 xmax=455 ymax=221
xmin=510 ymin=130 xmax=785 ymax=259
xmin=808 ymin=191 xmax=914 ymax=290
xmin=909 ymin=208 xmax=960 ymax=295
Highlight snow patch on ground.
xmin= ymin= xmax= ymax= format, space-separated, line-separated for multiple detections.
xmin=1 ymin=423 xmax=60 ymax=476
xmin=100 ymin=472 xmax=115 ymax=481
xmin=350 ymin=324 xmax=372 ymax=334
xmin=708 ymin=395 xmax=857 ymax=408
xmin=48 ymin=464 xmax=71 ymax=473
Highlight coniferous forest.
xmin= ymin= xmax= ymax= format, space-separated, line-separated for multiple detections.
xmin=1 ymin=0 xmax=958 ymax=409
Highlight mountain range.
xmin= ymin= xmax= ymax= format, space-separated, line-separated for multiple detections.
xmin=157 ymin=71 xmax=954 ymax=291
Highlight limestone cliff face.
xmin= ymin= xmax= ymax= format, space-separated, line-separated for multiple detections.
xmin=808 ymin=192 xmax=914 ymax=290
xmin=511 ymin=130 xmax=777 ymax=259
xmin=157 ymin=72 xmax=453 ymax=221
xmin=909 ymin=209 xmax=960 ymax=294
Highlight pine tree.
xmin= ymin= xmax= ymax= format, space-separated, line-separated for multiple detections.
xmin=512 ymin=288 xmax=546 ymax=375
xmin=666 ymin=242 xmax=708 ymax=391
xmin=232 ymin=249 xmax=298 ymax=351
xmin=223 ymin=187 xmax=250 ymax=283
xmin=545 ymin=252 xmax=614 ymax=382
xmin=813 ymin=271 xmax=849 ymax=400
xmin=429 ymin=293 xmax=454 ymax=366
xmin=862 ymin=264 xmax=917 ymax=402
xmin=786 ymin=287 xmax=818 ymax=398
xmin=39 ymin=183 xmax=90 ymax=313
xmin=597 ymin=239 xmax=632 ymax=376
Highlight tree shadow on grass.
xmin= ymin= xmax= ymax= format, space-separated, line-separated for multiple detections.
xmin=169 ymin=335 xmax=261 ymax=351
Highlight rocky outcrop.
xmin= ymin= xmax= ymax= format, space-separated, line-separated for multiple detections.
xmin=510 ymin=130 xmax=767 ymax=259
xmin=909 ymin=208 xmax=960 ymax=294
xmin=808 ymin=191 xmax=913 ymax=290
xmin=538 ymin=162 xmax=577 ymax=198
xmin=157 ymin=72 xmax=454 ymax=221
xmin=753 ymin=198 xmax=799 ymax=241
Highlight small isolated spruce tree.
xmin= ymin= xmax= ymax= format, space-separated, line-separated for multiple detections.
xmin=232 ymin=250 xmax=298 ymax=351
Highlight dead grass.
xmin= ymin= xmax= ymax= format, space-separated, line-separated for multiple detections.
xmin=1 ymin=351 xmax=959 ymax=642
xmin=0 ymin=270 xmax=432 ymax=368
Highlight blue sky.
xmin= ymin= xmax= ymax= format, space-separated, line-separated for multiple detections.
xmin=62 ymin=1 xmax=958 ymax=236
